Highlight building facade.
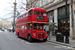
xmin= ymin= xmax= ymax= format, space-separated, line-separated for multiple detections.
xmin=0 ymin=20 xmax=12 ymax=29
xmin=26 ymin=0 xmax=75 ymax=39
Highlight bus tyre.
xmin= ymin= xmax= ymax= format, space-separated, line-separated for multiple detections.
xmin=28 ymin=35 xmax=33 ymax=42
xmin=43 ymin=38 xmax=47 ymax=42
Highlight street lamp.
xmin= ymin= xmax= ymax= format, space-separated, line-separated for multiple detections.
xmin=13 ymin=0 xmax=17 ymax=32
xmin=65 ymin=0 xmax=69 ymax=44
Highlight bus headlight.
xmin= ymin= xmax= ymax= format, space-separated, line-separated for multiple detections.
xmin=34 ymin=34 xmax=36 ymax=36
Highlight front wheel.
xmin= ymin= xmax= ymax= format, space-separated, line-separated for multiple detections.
xmin=28 ymin=35 xmax=33 ymax=42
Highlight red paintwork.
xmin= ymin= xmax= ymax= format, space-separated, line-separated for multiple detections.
xmin=16 ymin=8 xmax=48 ymax=40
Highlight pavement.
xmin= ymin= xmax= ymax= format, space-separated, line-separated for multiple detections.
xmin=47 ymin=36 xmax=75 ymax=48
xmin=0 ymin=32 xmax=74 ymax=50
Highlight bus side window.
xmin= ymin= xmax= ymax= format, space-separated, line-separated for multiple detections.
xmin=26 ymin=13 xmax=28 ymax=17
xmin=25 ymin=25 xmax=27 ymax=29
xmin=19 ymin=17 xmax=20 ymax=19
xmin=21 ymin=26 xmax=24 ymax=29
xmin=21 ymin=16 xmax=23 ymax=19
xmin=23 ymin=15 xmax=25 ymax=18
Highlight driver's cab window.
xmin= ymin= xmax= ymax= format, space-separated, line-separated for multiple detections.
xmin=34 ymin=23 xmax=40 ymax=30
xmin=40 ymin=24 xmax=44 ymax=30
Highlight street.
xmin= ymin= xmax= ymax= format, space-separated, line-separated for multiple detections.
xmin=0 ymin=32 xmax=74 ymax=50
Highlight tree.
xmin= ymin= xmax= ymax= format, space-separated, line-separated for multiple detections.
xmin=4 ymin=0 xmax=27 ymax=20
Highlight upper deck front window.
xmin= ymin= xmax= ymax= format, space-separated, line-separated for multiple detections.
xmin=29 ymin=10 xmax=32 ymax=15
xmin=41 ymin=12 xmax=46 ymax=16
xmin=34 ymin=11 xmax=40 ymax=15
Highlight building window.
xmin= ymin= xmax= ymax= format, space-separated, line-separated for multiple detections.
xmin=47 ymin=10 xmax=54 ymax=22
xmin=58 ymin=8 xmax=61 ymax=15
xmin=43 ymin=0 xmax=45 ymax=5
xmin=47 ymin=0 xmax=49 ymax=3
xmin=58 ymin=5 xmax=69 ymax=18
xmin=36 ymin=2 xmax=38 ymax=7
xmin=62 ymin=7 xmax=65 ymax=14
xmin=29 ymin=0 xmax=31 ymax=2
xmin=40 ymin=0 xmax=41 ymax=7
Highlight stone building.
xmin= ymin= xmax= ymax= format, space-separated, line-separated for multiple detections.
xmin=0 ymin=20 xmax=12 ymax=29
xmin=26 ymin=0 xmax=75 ymax=39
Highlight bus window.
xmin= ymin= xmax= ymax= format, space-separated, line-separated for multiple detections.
xmin=34 ymin=11 xmax=40 ymax=15
xmin=34 ymin=23 xmax=40 ymax=30
xmin=26 ymin=13 xmax=28 ymax=17
xmin=21 ymin=26 xmax=24 ymax=29
xmin=23 ymin=15 xmax=25 ymax=18
xmin=25 ymin=25 xmax=27 ymax=29
xmin=29 ymin=10 xmax=32 ymax=15
xmin=21 ymin=16 xmax=23 ymax=19
xmin=18 ymin=26 xmax=21 ymax=29
xmin=41 ymin=12 xmax=46 ymax=16
xmin=40 ymin=24 xmax=44 ymax=30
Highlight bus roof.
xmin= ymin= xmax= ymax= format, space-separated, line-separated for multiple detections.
xmin=17 ymin=8 xmax=47 ymax=18
xmin=28 ymin=8 xmax=46 ymax=12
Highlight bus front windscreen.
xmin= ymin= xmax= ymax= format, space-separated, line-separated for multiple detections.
xmin=34 ymin=23 xmax=43 ymax=30
xmin=41 ymin=12 xmax=46 ymax=16
xmin=34 ymin=11 xmax=40 ymax=15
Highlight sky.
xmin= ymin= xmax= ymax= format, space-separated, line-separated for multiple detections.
xmin=0 ymin=0 xmax=26 ymax=22
xmin=0 ymin=0 xmax=11 ymax=18
xmin=0 ymin=0 xmax=13 ymax=22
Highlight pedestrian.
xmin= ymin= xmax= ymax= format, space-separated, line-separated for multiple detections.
xmin=45 ymin=25 xmax=50 ymax=36
xmin=55 ymin=28 xmax=58 ymax=35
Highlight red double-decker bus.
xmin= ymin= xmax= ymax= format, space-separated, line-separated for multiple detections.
xmin=16 ymin=8 xmax=48 ymax=42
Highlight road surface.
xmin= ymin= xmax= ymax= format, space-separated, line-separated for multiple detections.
xmin=0 ymin=32 xmax=74 ymax=50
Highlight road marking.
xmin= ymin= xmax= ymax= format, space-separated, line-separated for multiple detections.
xmin=21 ymin=40 xmax=24 ymax=42
xmin=26 ymin=42 xmax=30 ymax=44
xmin=26 ymin=42 xmax=37 ymax=44
xmin=45 ymin=41 xmax=74 ymax=50
xmin=17 ymin=38 xmax=20 ymax=40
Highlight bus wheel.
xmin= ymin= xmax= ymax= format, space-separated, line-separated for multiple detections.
xmin=17 ymin=32 xmax=20 ymax=38
xmin=43 ymin=38 xmax=47 ymax=42
xmin=28 ymin=35 xmax=33 ymax=42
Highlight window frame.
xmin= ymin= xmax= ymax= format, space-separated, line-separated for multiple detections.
xmin=23 ymin=14 xmax=25 ymax=18
xmin=26 ymin=13 xmax=28 ymax=17
xmin=43 ymin=0 xmax=45 ymax=5
xmin=29 ymin=10 xmax=33 ymax=16
xmin=25 ymin=25 xmax=27 ymax=29
xmin=21 ymin=25 xmax=24 ymax=29
xmin=41 ymin=11 xmax=47 ymax=16
xmin=40 ymin=0 xmax=41 ymax=7
xmin=34 ymin=10 xmax=40 ymax=15
xmin=47 ymin=0 xmax=49 ymax=3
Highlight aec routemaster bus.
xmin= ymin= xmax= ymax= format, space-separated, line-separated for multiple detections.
xmin=16 ymin=8 xmax=48 ymax=42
